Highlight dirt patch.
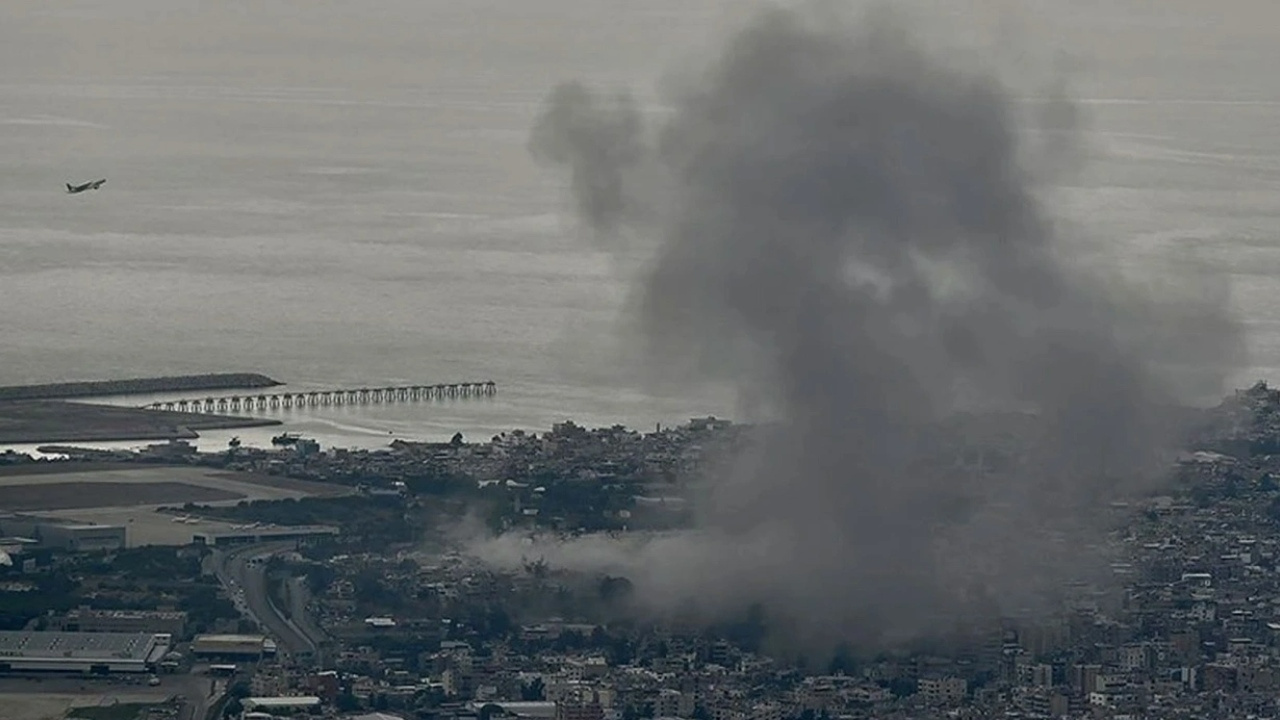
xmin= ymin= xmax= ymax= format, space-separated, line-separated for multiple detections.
xmin=0 ymin=462 xmax=126 ymax=478
xmin=0 ymin=464 xmax=349 ymax=498
xmin=2 ymin=693 xmax=80 ymax=720
xmin=0 ymin=481 xmax=242 ymax=511
xmin=0 ymin=689 xmax=174 ymax=720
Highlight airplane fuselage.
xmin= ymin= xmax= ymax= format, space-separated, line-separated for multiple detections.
xmin=66 ymin=178 xmax=106 ymax=194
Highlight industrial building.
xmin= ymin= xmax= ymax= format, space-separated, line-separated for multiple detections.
xmin=191 ymin=633 xmax=277 ymax=660
xmin=39 ymin=521 xmax=126 ymax=551
xmin=0 ymin=630 xmax=169 ymax=674
xmin=0 ymin=513 xmax=125 ymax=551
xmin=192 ymin=524 xmax=339 ymax=547
xmin=55 ymin=607 xmax=188 ymax=637
xmin=243 ymin=697 xmax=322 ymax=714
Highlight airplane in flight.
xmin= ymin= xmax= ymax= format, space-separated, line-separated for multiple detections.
xmin=65 ymin=178 xmax=106 ymax=194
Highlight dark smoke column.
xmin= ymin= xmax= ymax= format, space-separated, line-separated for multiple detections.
xmin=530 ymin=5 xmax=1242 ymax=650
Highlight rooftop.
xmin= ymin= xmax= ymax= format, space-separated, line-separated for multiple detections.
xmin=245 ymin=696 xmax=322 ymax=708
xmin=480 ymin=702 xmax=557 ymax=719
xmin=67 ymin=608 xmax=187 ymax=620
xmin=193 ymin=633 xmax=268 ymax=644
xmin=194 ymin=525 xmax=338 ymax=540
xmin=0 ymin=631 xmax=161 ymax=660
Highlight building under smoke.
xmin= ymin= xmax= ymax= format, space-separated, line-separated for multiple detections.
xmin=511 ymin=2 xmax=1245 ymax=653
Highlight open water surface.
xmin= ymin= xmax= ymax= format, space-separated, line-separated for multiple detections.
xmin=3 ymin=1 xmax=1280 ymax=450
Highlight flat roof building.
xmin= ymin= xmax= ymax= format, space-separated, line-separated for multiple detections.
xmin=57 ymin=607 xmax=187 ymax=637
xmin=192 ymin=525 xmax=339 ymax=547
xmin=244 ymin=696 xmax=322 ymax=712
xmin=0 ymin=513 xmax=125 ymax=551
xmin=39 ymin=522 xmax=126 ymax=551
xmin=191 ymin=633 xmax=276 ymax=660
xmin=0 ymin=631 xmax=169 ymax=674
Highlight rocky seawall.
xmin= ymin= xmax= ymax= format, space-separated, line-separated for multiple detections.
xmin=0 ymin=401 xmax=281 ymax=444
xmin=0 ymin=373 xmax=281 ymax=401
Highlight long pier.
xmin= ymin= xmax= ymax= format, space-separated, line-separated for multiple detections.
xmin=141 ymin=381 xmax=497 ymax=414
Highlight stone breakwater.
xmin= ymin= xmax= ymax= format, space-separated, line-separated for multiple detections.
xmin=0 ymin=373 xmax=281 ymax=401
xmin=0 ymin=401 xmax=282 ymax=444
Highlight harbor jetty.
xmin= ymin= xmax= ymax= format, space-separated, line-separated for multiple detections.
xmin=0 ymin=373 xmax=281 ymax=401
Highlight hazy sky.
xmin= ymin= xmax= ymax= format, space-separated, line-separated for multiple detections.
xmin=4 ymin=1 xmax=1280 ymax=98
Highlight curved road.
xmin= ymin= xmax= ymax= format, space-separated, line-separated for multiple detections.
xmin=210 ymin=542 xmax=325 ymax=661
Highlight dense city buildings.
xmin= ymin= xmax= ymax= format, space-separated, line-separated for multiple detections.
xmin=10 ymin=387 xmax=1280 ymax=717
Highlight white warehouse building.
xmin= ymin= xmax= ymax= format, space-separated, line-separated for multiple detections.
xmin=0 ymin=631 xmax=170 ymax=674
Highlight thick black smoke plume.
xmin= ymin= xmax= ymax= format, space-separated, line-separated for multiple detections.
xmin=498 ymin=4 xmax=1243 ymax=652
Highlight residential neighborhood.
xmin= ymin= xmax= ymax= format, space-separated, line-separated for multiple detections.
xmin=10 ymin=387 xmax=1280 ymax=719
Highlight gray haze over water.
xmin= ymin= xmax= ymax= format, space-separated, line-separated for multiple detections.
xmin=4 ymin=0 xmax=1280 ymax=456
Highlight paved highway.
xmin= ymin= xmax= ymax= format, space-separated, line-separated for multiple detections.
xmin=282 ymin=576 xmax=328 ymax=655
xmin=210 ymin=542 xmax=323 ymax=660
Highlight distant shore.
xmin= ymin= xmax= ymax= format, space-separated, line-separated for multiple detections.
xmin=0 ymin=400 xmax=280 ymax=444
xmin=0 ymin=372 xmax=281 ymax=401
